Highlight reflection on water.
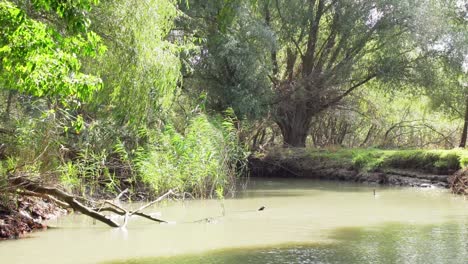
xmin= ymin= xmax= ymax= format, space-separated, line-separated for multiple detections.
xmin=0 ymin=179 xmax=466 ymax=264
xmin=109 ymin=221 xmax=468 ymax=264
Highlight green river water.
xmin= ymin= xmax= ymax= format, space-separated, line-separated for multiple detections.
xmin=0 ymin=179 xmax=466 ymax=264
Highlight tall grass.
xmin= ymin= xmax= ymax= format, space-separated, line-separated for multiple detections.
xmin=136 ymin=113 xmax=248 ymax=198
xmin=58 ymin=148 xmax=121 ymax=196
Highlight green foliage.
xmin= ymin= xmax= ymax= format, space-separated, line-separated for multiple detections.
xmin=87 ymin=0 xmax=184 ymax=128
xmin=460 ymin=155 xmax=468 ymax=168
xmin=59 ymin=148 xmax=120 ymax=195
xmin=352 ymin=152 xmax=385 ymax=172
xmin=2 ymin=0 xmax=464 ymax=201
xmin=180 ymin=0 xmax=274 ymax=119
xmin=59 ymin=161 xmax=80 ymax=190
xmin=137 ymin=113 xmax=247 ymax=197
xmin=0 ymin=0 xmax=250 ymax=200
xmin=30 ymin=0 xmax=100 ymax=31
xmin=0 ymin=162 xmax=7 ymax=189
xmin=381 ymin=150 xmax=460 ymax=172
xmin=309 ymin=89 xmax=461 ymax=149
xmin=341 ymin=149 xmax=466 ymax=173
xmin=0 ymin=0 xmax=104 ymax=103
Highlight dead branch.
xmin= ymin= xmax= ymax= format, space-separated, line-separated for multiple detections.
xmin=92 ymin=202 xmax=167 ymax=224
xmin=101 ymin=200 xmax=167 ymax=224
xmin=115 ymin=188 xmax=129 ymax=202
xmin=14 ymin=190 xmax=70 ymax=209
xmin=8 ymin=175 xmax=173 ymax=228
xmin=130 ymin=190 xmax=174 ymax=216
xmin=9 ymin=176 xmax=121 ymax=227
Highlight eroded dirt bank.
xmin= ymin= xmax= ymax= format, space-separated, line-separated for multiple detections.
xmin=0 ymin=196 xmax=66 ymax=240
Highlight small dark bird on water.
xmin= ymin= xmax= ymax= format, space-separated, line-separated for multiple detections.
xmin=258 ymin=206 xmax=266 ymax=211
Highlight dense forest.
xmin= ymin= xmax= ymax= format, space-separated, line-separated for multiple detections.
xmin=0 ymin=0 xmax=467 ymax=217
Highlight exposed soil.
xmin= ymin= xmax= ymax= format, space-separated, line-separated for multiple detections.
xmin=0 ymin=196 xmax=66 ymax=240
xmin=249 ymin=150 xmax=452 ymax=189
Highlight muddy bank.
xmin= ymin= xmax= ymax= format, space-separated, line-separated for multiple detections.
xmin=0 ymin=196 xmax=66 ymax=240
xmin=249 ymin=149 xmax=453 ymax=189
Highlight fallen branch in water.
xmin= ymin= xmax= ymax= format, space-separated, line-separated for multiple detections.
xmin=7 ymin=173 xmax=173 ymax=228
xmin=14 ymin=190 xmax=71 ymax=209
xmin=92 ymin=192 xmax=172 ymax=227
xmin=130 ymin=190 xmax=174 ymax=216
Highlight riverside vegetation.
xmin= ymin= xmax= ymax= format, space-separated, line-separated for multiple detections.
xmin=0 ymin=0 xmax=467 ymax=239
xmin=250 ymin=148 xmax=468 ymax=194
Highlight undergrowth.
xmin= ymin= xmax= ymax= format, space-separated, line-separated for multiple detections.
xmin=263 ymin=147 xmax=468 ymax=173
xmin=308 ymin=148 xmax=468 ymax=173
xmin=136 ymin=113 xmax=248 ymax=198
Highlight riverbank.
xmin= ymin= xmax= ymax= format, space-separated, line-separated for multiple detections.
xmin=249 ymin=148 xmax=468 ymax=193
xmin=0 ymin=196 xmax=66 ymax=240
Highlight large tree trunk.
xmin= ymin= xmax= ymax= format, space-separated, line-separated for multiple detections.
xmin=276 ymin=103 xmax=312 ymax=147
xmin=459 ymin=97 xmax=468 ymax=148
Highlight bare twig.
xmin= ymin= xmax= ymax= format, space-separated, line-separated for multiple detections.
xmin=115 ymin=188 xmax=129 ymax=201
xmin=130 ymin=190 xmax=174 ymax=216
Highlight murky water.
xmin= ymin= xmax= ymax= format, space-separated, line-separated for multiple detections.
xmin=0 ymin=179 xmax=466 ymax=264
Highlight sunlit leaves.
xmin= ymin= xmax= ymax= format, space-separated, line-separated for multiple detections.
xmin=32 ymin=0 xmax=100 ymax=32
xmin=87 ymin=0 xmax=183 ymax=128
xmin=0 ymin=0 xmax=103 ymax=103
xmin=137 ymin=114 xmax=246 ymax=197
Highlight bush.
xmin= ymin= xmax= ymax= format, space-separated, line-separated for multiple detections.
xmin=136 ymin=113 xmax=247 ymax=198
xmin=58 ymin=147 xmax=122 ymax=196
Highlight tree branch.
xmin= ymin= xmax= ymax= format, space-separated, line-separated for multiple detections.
xmin=320 ymin=73 xmax=377 ymax=110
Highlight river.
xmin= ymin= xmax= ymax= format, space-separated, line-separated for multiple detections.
xmin=0 ymin=179 xmax=466 ymax=263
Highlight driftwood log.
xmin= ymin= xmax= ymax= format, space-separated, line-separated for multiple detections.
xmin=7 ymin=174 xmax=173 ymax=228
xmin=450 ymin=170 xmax=468 ymax=195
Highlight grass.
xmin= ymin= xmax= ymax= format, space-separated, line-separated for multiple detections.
xmin=265 ymin=147 xmax=468 ymax=174
xmin=348 ymin=149 xmax=465 ymax=173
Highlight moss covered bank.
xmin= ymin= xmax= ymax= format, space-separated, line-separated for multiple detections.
xmin=249 ymin=148 xmax=468 ymax=195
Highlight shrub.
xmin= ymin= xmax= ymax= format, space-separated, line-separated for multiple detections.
xmin=136 ymin=113 xmax=247 ymax=198
xmin=58 ymin=148 xmax=121 ymax=196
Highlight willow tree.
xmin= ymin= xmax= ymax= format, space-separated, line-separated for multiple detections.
xmin=261 ymin=0 xmax=433 ymax=147
xmin=424 ymin=1 xmax=467 ymax=147
xmin=86 ymin=0 xmax=183 ymax=129
xmin=178 ymin=0 xmax=274 ymax=119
